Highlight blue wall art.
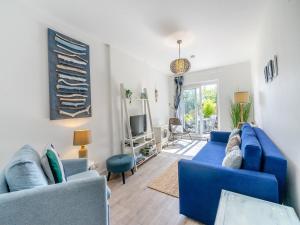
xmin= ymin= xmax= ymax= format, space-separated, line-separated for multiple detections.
xmin=48 ymin=28 xmax=92 ymax=120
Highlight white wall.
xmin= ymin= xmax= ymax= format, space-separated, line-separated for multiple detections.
xmin=0 ymin=1 xmax=113 ymax=171
xmin=251 ymin=0 xmax=300 ymax=214
xmin=109 ymin=47 xmax=169 ymax=153
xmin=169 ymin=62 xmax=253 ymax=131
xmin=0 ymin=2 xmax=169 ymax=172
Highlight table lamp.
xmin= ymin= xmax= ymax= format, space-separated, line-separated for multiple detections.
xmin=73 ymin=129 xmax=91 ymax=158
xmin=234 ymin=91 xmax=249 ymax=123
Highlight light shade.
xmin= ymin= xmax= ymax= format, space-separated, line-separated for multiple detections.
xmin=170 ymin=58 xmax=191 ymax=75
xmin=234 ymin=91 xmax=249 ymax=104
xmin=73 ymin=129 xmax=91 ymax=146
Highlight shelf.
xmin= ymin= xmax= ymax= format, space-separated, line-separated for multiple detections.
xmin=125 ymin=132 xmax=153 ymax=141
xmin=132 ymin=139 xmax=155 ymax=150
xmin=125 ymin=98 xmax=148 ymax=102
xmin=136 ymin=151 xmax=157 ymax=167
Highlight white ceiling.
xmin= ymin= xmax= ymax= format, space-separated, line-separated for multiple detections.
xmin=19 ymin=0 xmax=269 ymax=73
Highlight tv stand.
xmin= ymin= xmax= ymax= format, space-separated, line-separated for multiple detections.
xmin=120 ymin=83 xmax=158 ymax=170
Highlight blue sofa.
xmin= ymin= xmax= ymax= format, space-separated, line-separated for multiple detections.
xmin=178 ymin=123 xmax=287 ymax=225
xmin=0 ymin=153 xmax=110 ymax=225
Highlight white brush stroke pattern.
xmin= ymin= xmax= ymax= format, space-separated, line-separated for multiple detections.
xmin=57 ymin=54 xmax=87 ymax=65
xmin=58 ymin=79 xmax=89 ymax=87
xmin=54 ymin=50 xmax=88 ymax=63
xmin=56 ymin=34 xmax=87 ymax=47
xmin=58 ymin=74 xmax=87 ymax=82
xmin=57 ymin=93 xmax=88 ymax=98
xmin=59 ymin=98 xmax=86 ymax=102
xmin=56 ymin=84 xmax=88 ymax=91
xmin=59 ymin=105 xmax=91 ymax=118
xmin=57 ymin=64 xmax=87 ymax=74
xmin=57 ymin=44 xmax=86 ymax=55
xmin=61 ymin=102 xmax=85 ymax=107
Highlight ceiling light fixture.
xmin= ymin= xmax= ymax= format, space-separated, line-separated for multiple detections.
xmin=170 ymin=40 xmax=191 ymax=75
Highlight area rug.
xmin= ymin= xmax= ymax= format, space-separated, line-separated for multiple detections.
xmin=147 ymin=160 xmax=179 ymax=198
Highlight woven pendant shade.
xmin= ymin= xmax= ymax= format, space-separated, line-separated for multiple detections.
xmin=170 ymin=58 xmax=191 ymax=75
xmin=170 ymin=40 xmax=191 ymax=75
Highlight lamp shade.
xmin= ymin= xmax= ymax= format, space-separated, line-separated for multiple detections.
xmin=73 ymin=130 xmax=91 ymax=146
xmin=170 ymin=58 xmax=191 ymax=75
xmin=234 ymin=91 xmax=249 ymax=104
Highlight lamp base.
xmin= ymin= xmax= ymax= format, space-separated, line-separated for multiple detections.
xmin=78 ymin=146 xmax=88 ymax=158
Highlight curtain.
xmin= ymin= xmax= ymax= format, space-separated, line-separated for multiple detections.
xmin=174 ymin=76 xmax=184 ymax=118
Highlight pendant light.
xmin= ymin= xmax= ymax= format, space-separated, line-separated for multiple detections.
xmin=170 ymin=40 xmax=191 ymax=75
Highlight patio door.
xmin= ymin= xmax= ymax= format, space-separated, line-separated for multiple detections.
xmin=181 ymin=82 xmax=218 ymax=137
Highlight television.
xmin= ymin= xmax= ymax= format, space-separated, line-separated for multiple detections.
xmin=130 ymin=114 xmax=147 ymax=137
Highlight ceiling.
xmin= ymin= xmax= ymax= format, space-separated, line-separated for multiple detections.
xmin=18 ymin=0 xmax=269 ymax=73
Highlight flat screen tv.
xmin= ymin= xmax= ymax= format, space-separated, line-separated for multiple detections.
xmin=130 ymin=114 xmax=147 ymax=137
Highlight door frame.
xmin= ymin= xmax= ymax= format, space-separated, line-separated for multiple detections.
xmin=181 ymin=79 xmax=220 ymax=137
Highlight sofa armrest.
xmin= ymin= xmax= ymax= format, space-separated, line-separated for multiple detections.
xmin=178 ymin=159 xmax=279 ymax=225
xmin=0 ymin=176 xmax=108 ymax=225
xmin=62 ymin=158 xmax=88 ymax=177
xmin=210 ymin=131 xmax=230 ymax=143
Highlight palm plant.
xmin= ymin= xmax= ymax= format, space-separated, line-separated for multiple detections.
xmin=242 ymin=99 xmax=252 ymax=124
xmin=230 ymin=102 xmax=241 ymax=128
xmin=230 ymin=97 xmax=252 ymax=128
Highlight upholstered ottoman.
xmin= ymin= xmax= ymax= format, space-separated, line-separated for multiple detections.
xmin=106 ymin=154 xmax=134 ymax=184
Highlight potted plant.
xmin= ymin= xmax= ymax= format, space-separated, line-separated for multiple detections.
xmin=125 ymin=89 xmax=133 ymax=103
xmin=230 ymin=98 xmax=252 ymax=128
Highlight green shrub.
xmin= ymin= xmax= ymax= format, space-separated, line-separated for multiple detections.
xmin=202 ymin=99 xmax=216 ymax=118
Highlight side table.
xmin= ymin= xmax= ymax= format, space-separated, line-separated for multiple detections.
xmin=215 ymin=190 xmax=300 ymax=225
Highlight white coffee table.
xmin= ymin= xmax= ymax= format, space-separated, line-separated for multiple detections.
xmin=215 ymin=190 xmax=300 ymax=225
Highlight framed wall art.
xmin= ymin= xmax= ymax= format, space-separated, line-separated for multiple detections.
xmin=48 ymin=28 xmax=92 ymax=120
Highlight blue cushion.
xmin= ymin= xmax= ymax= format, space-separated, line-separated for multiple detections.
xmin=67 ymin=170 xmax=99 ymax=181
xmin=5 ymin=145 xmax=48 ymax=192
xmin=0 ymin=171 xmax=8 ymax=194
xmin=241 ymin=123 xmax=252 ymax=129
xmin=192 ymin=141 xmax=226 ymax=166
xmin=106 ymin=154 xmax=134 ymax=173
xmin=241 ymin=126 xmax=262 ymax=171
xmin=254 ymin=127 xmax=287 ymax=202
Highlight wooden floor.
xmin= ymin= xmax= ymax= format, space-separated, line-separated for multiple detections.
xmin=107 ymin=152 xmax=204 ymax=225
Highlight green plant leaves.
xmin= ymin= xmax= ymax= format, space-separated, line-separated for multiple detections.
xmin=230 ymin=97 xmax=252 ymax=128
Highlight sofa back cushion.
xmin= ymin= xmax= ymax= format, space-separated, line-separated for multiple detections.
xmin=0 ymin=171 xmax=8 ymax=194
xmin=241 ymin=124 xmax=262 ymax=171
xmin=5 ymin=145 xmax=48 ymax=192
xmin=254 ymin=127 xmax=287 ymax=202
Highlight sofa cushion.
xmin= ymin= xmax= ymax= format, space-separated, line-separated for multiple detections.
xmin=67 ymin=170 xmax=99 ymax=181
xmin=68 ymin=170 xmax=111 ymax=199
xmin=254 ymin=127 xmax=287 ymax=202
xmin=192 ymin=141 xmax=226 ymax=166
xmin=41 ymin=144 xmax=56 ymax=184
xmin=225 ymin=135 xmax=241 ymax=154
xmin=229 ymin=128 xmax=240 ymax=139
xmin=241 ymin=126 xmax=262 ymax=171
xmin=222 ymin=148 xmax=242 ymax=169
xmin=0 ymin=171 xmax=8 ymax=194
xmin=5 ymin=145 xmax=48 ymax=192
xmin=46 ymin=146 xmax=66 ymax=183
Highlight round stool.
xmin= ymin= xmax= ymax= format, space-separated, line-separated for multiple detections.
xmin=106 ymin=154 xmax=134 ymax=184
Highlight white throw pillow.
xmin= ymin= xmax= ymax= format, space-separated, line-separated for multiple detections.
xmin=222 ymin=148 xmax=242 ymax=169
xmin=229 ymin=128 xmax=240 ymax=139
xmin=225 ymin=135 xmax=241 ymax=154
xmin=171 ymin=125 xmax=183 ymax=133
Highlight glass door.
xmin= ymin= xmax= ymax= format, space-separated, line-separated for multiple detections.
xmin=181 ymin=82 xmax=218 ymax=137
xmin=182 ymin=88 xmax=200 ymax=134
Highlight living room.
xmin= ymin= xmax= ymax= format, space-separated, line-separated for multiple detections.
xmin=0 ymin=0 xmax=299 ymax=225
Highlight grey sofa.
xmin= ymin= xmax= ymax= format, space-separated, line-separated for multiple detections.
xmin=0 ymin=158 xmax=110 ymax=225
